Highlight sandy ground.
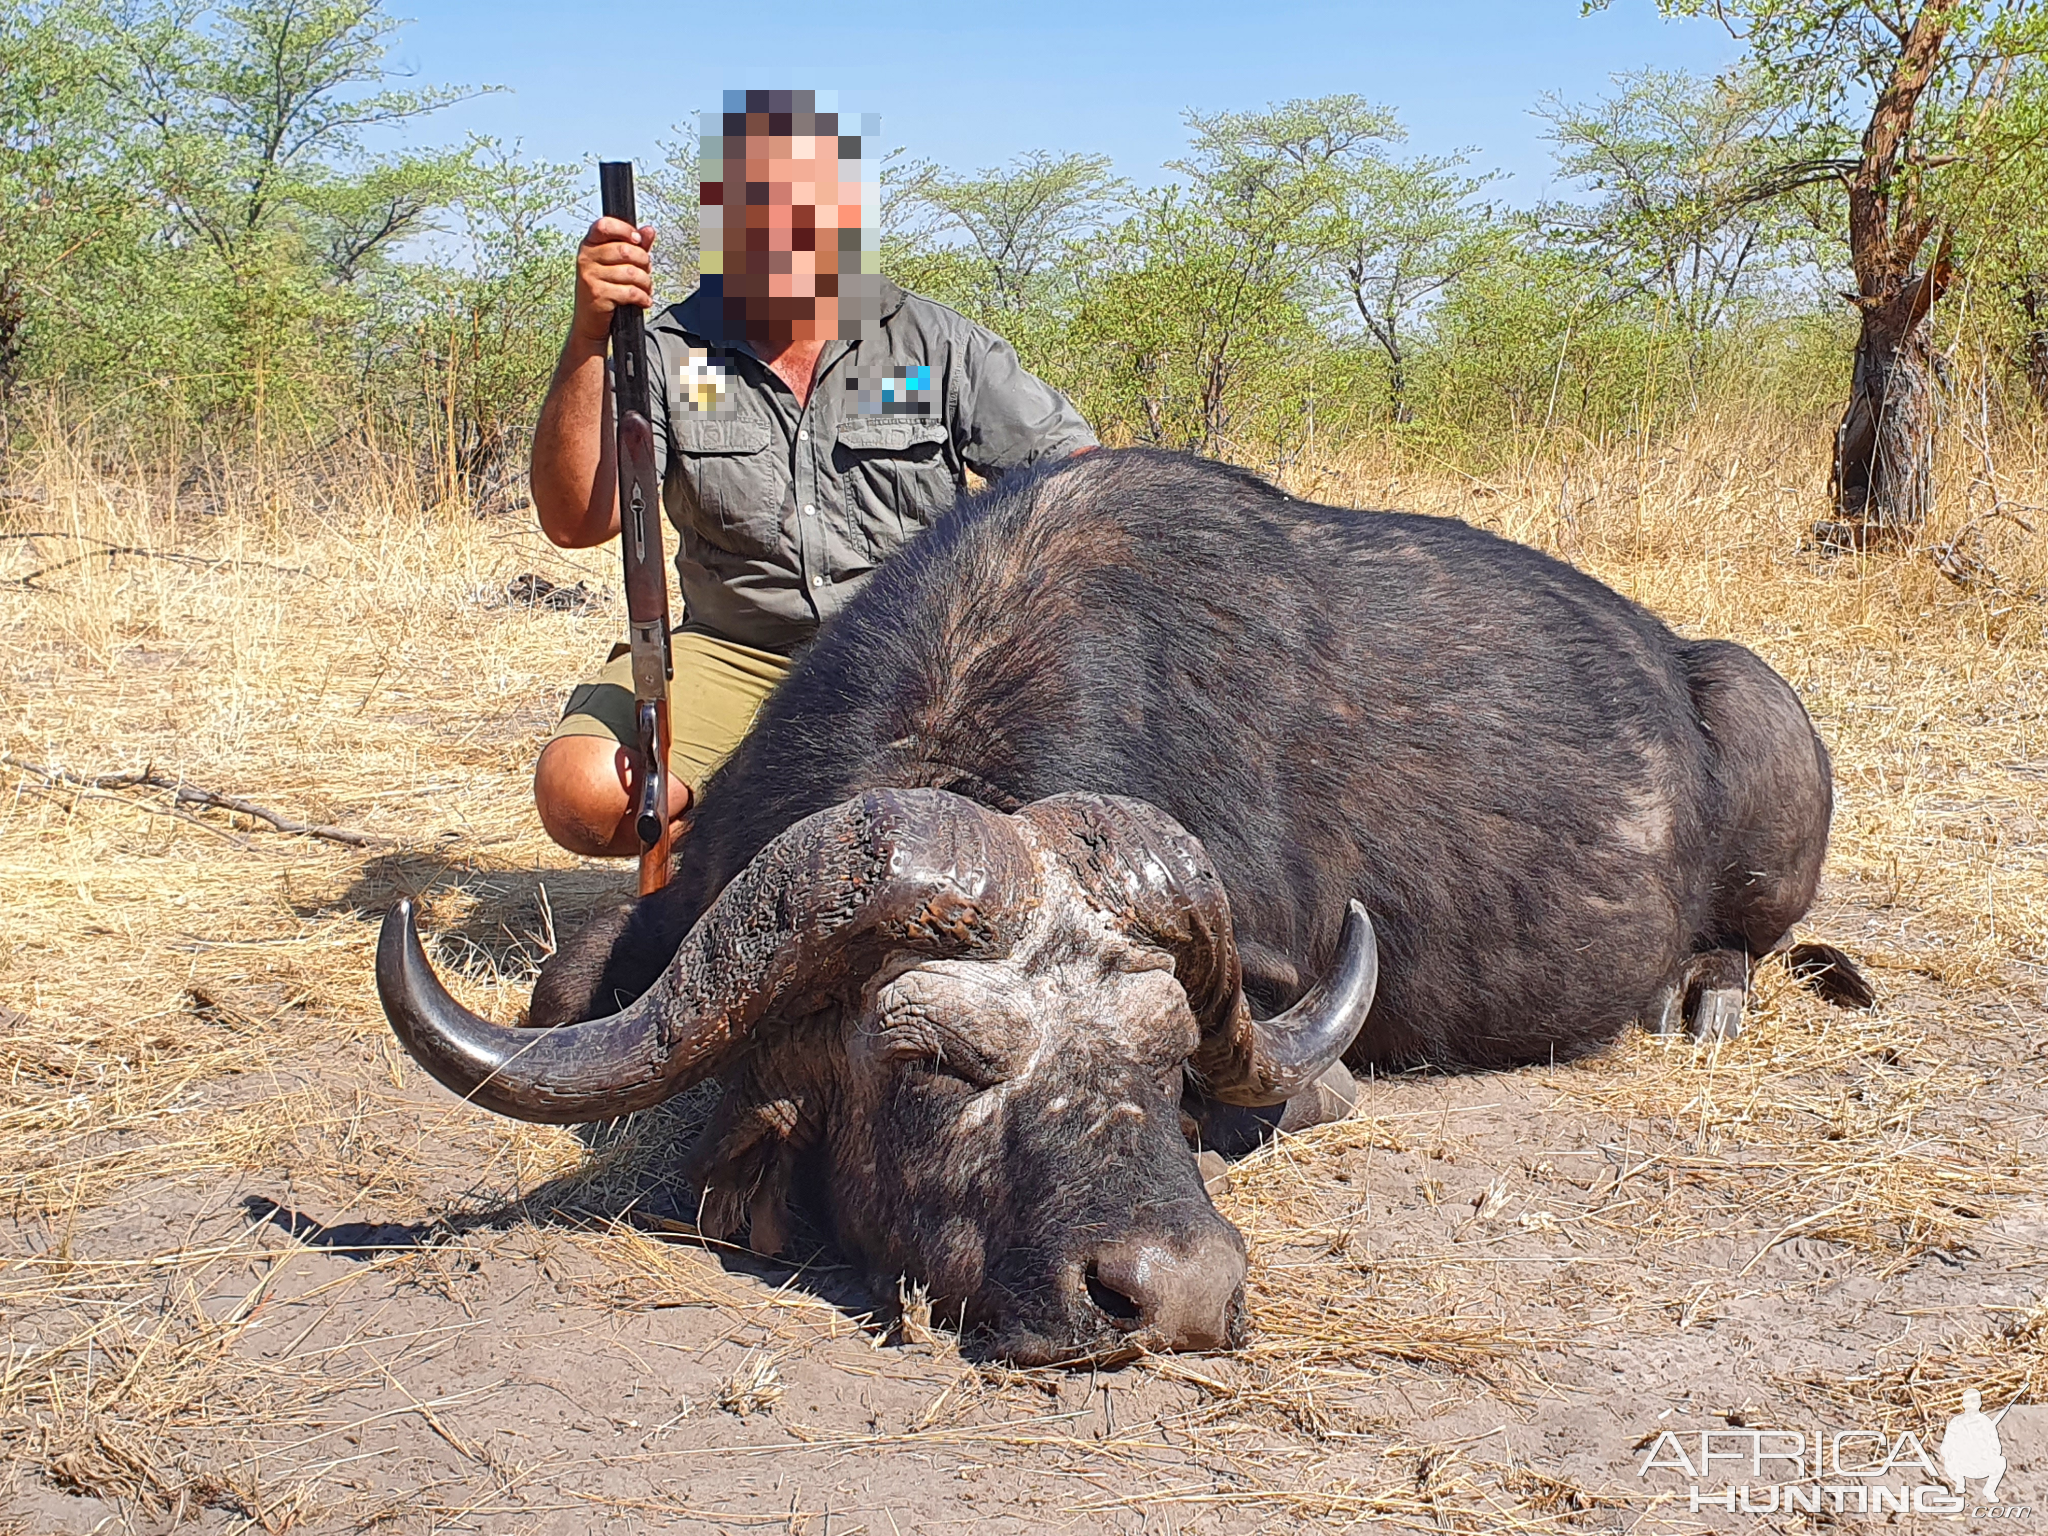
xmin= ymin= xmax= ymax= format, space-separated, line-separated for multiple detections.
xmin=2 ymin=428 xmax=2045 ymax=1532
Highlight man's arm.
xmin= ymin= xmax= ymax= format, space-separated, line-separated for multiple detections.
xmin=951 ymin=326 xmax=1098 ymax=480
xmin=530 ymin=216 xmax=657 ymax=549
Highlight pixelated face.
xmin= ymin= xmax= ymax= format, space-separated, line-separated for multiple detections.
xmin=729 ymin=133 xmax=861 ymax=292
xmin=699 ymin=89 xmax=877 ymax=347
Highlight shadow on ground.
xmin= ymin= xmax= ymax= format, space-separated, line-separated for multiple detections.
xmin=319 ymin=848 xmax=638 ymax=985
xmin=254 ymin=846 xmax=909 ymax=1324
xmin=239 ymin=1081 xmax=885 ymax=1326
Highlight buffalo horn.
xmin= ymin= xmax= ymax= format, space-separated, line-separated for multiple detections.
xmin=1193 ymin=900 xmax=1378 ymax=1107
xmin=1019 ymin=793 xmax=1376 ymax=1108
xmin=377 ymin=788 xmax=1037 ymax=1124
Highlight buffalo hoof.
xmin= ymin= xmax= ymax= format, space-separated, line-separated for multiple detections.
xmin=1690 ymin=987 xmax=1744 ymax=1042
xmin=1185 ymin=1062 xmax=1359 ymax=1159
xmin=1645 ymin=950 xmax=1751 ymax=1044
xmin=1684 ymin=949 xmax=1750 ymax=1042
xmin=1646 ymin=982 xmax=1685 ymax=1036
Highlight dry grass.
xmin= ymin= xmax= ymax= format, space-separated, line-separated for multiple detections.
xmin=1 ymin=402 xmax=2044 ymax=1531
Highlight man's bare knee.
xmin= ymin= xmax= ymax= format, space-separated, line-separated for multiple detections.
xmin=534 ymin=736 xmax=690 ymax=859
xmin=535 ymin=736 xmax=633 ymax=857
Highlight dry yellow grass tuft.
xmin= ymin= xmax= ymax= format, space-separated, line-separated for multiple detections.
xmin=2 ymin=404 xmax=2044 ymax=1531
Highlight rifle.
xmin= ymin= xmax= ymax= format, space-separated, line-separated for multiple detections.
xmin=599 ymin=160 xmax=675 ymax=896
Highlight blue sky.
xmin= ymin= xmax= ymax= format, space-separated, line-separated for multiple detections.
xmin=380 ymin=0 xmax=1746 ymax=203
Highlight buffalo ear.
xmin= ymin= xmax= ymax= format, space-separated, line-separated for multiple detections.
xmin=525 ymin=900 xmax=634 ymax=1028
xmin=682 ymin=1052 xmax=828 ymax=1257
xmin=527 ymin=890 xmax=705 ymax=1029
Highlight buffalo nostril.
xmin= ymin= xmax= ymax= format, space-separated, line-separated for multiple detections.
xmin=1084 ymin=1261 xmax=1144 ymax=1326
xmin=1084 ymin=1228 xmax=1245 ymax=1352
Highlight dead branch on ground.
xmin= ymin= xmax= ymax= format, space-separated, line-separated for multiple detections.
xmin=3 ymin=755 xmax=391 ymax=848
xmin=0 ymin=536 xmax=310 ymax=590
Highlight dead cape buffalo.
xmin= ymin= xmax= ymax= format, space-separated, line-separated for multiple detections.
xmin=378 ymin=448 xmax=1869 ymax=1365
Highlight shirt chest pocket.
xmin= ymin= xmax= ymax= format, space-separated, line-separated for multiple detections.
xmin=671 ymin=417 xmax=781 ymax=561
xmin=833 ymin=417 xmax=957 ymax=559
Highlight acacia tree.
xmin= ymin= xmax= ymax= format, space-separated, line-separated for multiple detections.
xmin=1158 ymin=95 xmax=1398 ymax=452
xmin=1810 ymin=1 xmax=1965 ymax=535
xmin=67 ymin=0 xmax=475 ymax=431
xmin=1325 ymin=147 xmax=1497 ymax=421
xmin=635 ymin=122 xmax=703 ymax=300
xmin=1538 ymin=69 xmax=1796 ymax=380
xmin=1072 ymin=189 xmax=1324 ymax=454
xmin=1606 ymin=0 xmax=2048 ymax=538
xmin=85 ymin=0 xmax=473 ymax=268
xmin=405 ymin=142 xmax=578 ymax=506
xmin=893 ymin=150 xmax=1126 ymax=317
xmin=0 ymin=1 xmax=124 ymax=415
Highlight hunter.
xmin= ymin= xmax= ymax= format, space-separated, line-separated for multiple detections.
xmin=530 ymin=89 xmax=1097 ymax=858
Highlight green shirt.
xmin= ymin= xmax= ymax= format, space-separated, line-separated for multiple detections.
xmin=645 ymin=277 xmax=1097 ymax=654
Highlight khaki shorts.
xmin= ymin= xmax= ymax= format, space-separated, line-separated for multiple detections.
xmin=547 ymin=625 xmax=791 ymax=797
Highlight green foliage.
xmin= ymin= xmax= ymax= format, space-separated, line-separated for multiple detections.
xmin=7 ymin=0 xmax=2043 ymax=496
xmin=1320 ymin=146 xmax=1500 ymax=421
xmin=90 ymin=0 xmax=473 ymax=259
xmin=892 ymin=149 xmax=1125 ymax=318
xmin=1592 ymin=0 xmax=2048 ymax=365
xmin=389 ymin=143 xmax=579 ymax=507
xmin=1 ymin=0 xmax=148 ymax=402
xmin=1064 ymin=186 xmax=1333 ymax=457
xmin=0 ymin=0 xmax=482 ymax=450
xmin=1537 ymin=70 xmax=1806 ymax=342
xmin=887 ymin=98 xmax=1414 ymax=458
xmin=1597 ymin=0 xmax=2045 ymax=123
xmin=1423 ymin=230 xmax=1855 ymax=450
xmin=635 ymin=123 xmax=702 ymax=302
xmin=1093 ymin=97 xmax=1384 ymax=456
xmin=1929 ymin=56 xmax=2048 ymax=405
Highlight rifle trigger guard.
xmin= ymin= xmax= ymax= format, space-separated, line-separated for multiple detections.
xmin=634 ymin=697 xmax=667 ymax=851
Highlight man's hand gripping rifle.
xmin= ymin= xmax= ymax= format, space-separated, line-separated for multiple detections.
xmin=600 ymin=161 xmax=674 ymax=895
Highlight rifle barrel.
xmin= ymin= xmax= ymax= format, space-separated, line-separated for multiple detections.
xmin=598 ymin=159 xmax=674 ymax=893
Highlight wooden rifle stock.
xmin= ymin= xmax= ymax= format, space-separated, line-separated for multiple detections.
xmin=599 ymin=160 xmax=675 ymax=895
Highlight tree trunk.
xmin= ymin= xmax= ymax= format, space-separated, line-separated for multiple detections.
xmin=2021 ymin=276 xmax=2048 ymax=417
xmin=1829 ymin=271 xmax=1943 ymax=540
xmin=0 ymin=266 xmax=22 ymax=408
xmin=0 ymin=266 xmax=22 ymax=464
xmin=1820 ymin=0 xmax=1957 ymax=547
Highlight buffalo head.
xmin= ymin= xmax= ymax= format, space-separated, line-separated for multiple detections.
xmin=376 ymin=789 xmax=1376 ymax=1364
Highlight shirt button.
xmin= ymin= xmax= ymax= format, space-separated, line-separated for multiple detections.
xmin=799 ymin=427 xmax=809 ymax=440
xmin=802 ymin=503 xmax=815 ymax=516
xmin=812 ymin=575 xmax=824 ymax=587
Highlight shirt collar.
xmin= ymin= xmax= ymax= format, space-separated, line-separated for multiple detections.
xmin=664 ymin=275 xmax=907 ymax=356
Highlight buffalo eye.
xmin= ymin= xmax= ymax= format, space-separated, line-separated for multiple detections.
xmin=901 ymin=1053 xmax=997 ymax=1093
xmin=877 ymin=1023 xmax=1002 ymax=1092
